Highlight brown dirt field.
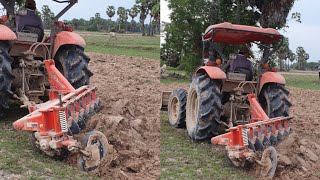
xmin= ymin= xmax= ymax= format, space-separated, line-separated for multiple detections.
xmin=161 ymin=83 xmax=320 ymax=180
xmin=81 ymin=53 xmax=161 ymax=179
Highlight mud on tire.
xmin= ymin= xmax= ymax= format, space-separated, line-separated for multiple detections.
xmin=168 ymin=88 xmax=187 ymax=128
xmin=186 ymin=74 xmax=222 ymax=141
xmin=0 ymin=41 xmax=14 ymax=113
xmin=54 ymin=45 xmax=93 ymax=89
xmin=259 ymin=83 xmax=292 ymax=118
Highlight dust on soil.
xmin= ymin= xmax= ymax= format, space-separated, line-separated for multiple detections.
xmin=161 ymin=83 xmax=320 ymax=180
xmin=80 ymin=53 xmax=161 ymax=179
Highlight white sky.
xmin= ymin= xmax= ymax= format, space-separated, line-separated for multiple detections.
xmin=160 ymin=0 xmax=320 ymax=62
xmin=35 ymin=0 xmax=137 ymax=20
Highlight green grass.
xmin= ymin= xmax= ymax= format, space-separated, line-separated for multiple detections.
xmin=284 ymin=74 xmax=320 ymax=90
xmin=84 ymin=34 xmax=160 ymax=59
xmin=160 ymin=112 xmax=253 ymax=180
xmin=160 ymin=78 xmax=190 ymax=84
xmin=0 ymin=108 xmax=98 ymax=180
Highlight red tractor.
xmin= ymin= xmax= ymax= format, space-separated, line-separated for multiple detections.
xmin=0 ymin=0 xmax=91 ymax=114
xmin=164 ymin=22 xmax=292 ymax=177
xmin=0 ymin=0 xmax=108 ymax=171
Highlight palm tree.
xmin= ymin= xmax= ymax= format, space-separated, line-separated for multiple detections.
xmin=106 ymin=6 xmax=116 ymax=19
xmin=150 ymin=2 xmax=160 ymax=36
xmin=129 ymin=5 xmax=139 ymax=21
xmin=136 ymin=0 xmax=149 ymax=36
xmin=106 ymin=6 xmax=116 ymax=32
xmin=117 ymin=7 xmax=127 ymax=32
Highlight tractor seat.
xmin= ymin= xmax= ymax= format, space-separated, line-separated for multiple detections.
xmin=16 ymin=9 xmax=44 ymax=42
xmin=233 ymin=67 xmax=253 ymax=81
xmin=20 ymin=25 xmax=44 ymax=42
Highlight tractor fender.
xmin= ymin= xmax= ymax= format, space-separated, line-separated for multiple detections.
xmin=259 ymin=72 xmax=286 ymax=93
xmin=53 ymin=31 xmax=86 ymax=57
xmin=0 ymin=24 xmax=17 ymax=41
xmin=194 ymin=66 xmax=227 ymax=79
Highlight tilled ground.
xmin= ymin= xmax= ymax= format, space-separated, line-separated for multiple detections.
xmin=81 ymin=53 xmax=161 ymax=179
xmin=161 ymin=83 xmax=320 ymax=180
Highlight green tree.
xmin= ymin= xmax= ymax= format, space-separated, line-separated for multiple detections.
xmin=106 ymin=6 xmax=116 ymax=32
xmin=162 ymin=0 xmax=297 ymax=69
xmin=117 ymin=7 xmax=128 ymax=32
xmin=296 ymin=47 xmax=309 ymax=70
xmin=41 ymin=5 xmax=54 ymax=29
xmin=136 ymin=0 xmax=150 ymax=36
xmin=129 ymin=5 xmax=139 ymax=21
xmin=106 ymin=6 xmax=116 ymax=19
xmin=150 ymin=1 xmax=160 ymax=36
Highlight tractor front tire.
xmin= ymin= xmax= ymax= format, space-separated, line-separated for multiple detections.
xmin=54 ymin=45 xmax=93 ymax=89
xmin=0 ymin=41 xmax=14 ymax=115
xmin=186 ymin=74 xmax=222 ymax=141
xmin=168 ymin=88 xmax=187 ymax=128
xmin=260 ymin=83 xmax=292 ymax=118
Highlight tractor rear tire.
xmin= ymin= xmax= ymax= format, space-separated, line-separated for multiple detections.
xmin=168 ymin=88 xmax=187 ymax=128
xmin=0 ymin=41 xmax=14 ymax=115
xmin=186 ymin=74 xmax=222 ymax=141
xmin=260 ymin=83 xmax=292 ymax=118
xmin=54 ymin=45 xmax=93 ymax=89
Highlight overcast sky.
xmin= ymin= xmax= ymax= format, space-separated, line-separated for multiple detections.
xmin=161 ymin=0 xmax=320 ymax=62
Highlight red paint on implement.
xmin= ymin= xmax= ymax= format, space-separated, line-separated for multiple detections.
xmin=203 ymin=22 xmax=283 ymax=44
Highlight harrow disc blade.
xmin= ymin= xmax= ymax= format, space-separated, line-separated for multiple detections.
xmin=78 ymin=130 xmax=109 ymax=172
xmin=77 ymin=115 xmax=86 ymax=130
xmin=262 ymin=135 xmax=271 ymax=147
xmin=254 ymin=137 xmax=264 ymax=151
xmin=248 ymin=140 xmax=256 ymax=152
xmin=69 ymin=119 xmax=80 ymax=135
xmin=283 ymin=129 xmax=289 ymax=138
xmin=268 ymin=134 xmax=278 ymax=146
xmin=276 ymin=131 xmax=283 ymax=142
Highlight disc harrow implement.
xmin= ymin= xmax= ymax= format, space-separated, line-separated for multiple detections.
xmin=211 ymin=94 xmax=293 ymax=177
xmin=12 ymin=59 xmax=108 ymax=172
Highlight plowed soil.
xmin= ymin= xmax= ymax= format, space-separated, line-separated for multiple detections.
xmin=82 ymin=53 xmax=161 ymax=179
xmin=161 ymin=83 xmax=320 ymax=180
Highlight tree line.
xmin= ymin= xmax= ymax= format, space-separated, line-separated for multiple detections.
xmin=40 ymin=0 xmax=160 ymax=35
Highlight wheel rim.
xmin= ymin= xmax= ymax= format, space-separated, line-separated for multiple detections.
xmin=186 ymin=87 xmax=198 ymax=132
xmin=79 ymin=131 xmax=108 ymax=172
xmin=169 ymin=96 xmax=180 ymax=125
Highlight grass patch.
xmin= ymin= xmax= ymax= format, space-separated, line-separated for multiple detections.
xmin=84 ymin=34 xmax=160 ymax=59
xmin=0 ymin=108 xmax=97 ymax=180
xmin=160 ymin=112 xmax=253 ymax=180
xmin=160 ymin=78 xmax=190 ymax=84
xmin=283 ymin=74 xmax=320 ymax=90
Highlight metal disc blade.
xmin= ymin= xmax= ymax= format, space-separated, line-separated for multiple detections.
xmin=269 ymin=134 xmax=278 ymax=145
xmin=276 ymin=131 xmax=283 ymax=142
xmin=69 ymin=119 xmax=80 ymax=135
xmin=248 ymin=140 xmax=256 ymax=152
xmin=262 ymin=135 xmax=271 ymax=147
xmin=283 ymin=129 xmax=289 ymax=137
xmin=254 ymin=137 xmax=264 ymax=151
xmin=77 ymin=115 xmax=86 ymax=130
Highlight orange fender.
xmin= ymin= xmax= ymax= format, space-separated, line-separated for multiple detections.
xmin=53 ymin=31 xmax=86 ymax=57
xmin=195 ymin=66 xmax=227 ymax=79
xmin=0 ymin=24 xmax=17 ymax=41
xmin=259 ymin=72 xmax=286 ymax=93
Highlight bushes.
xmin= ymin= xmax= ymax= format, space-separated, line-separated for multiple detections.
xmin=179 ymin=53 xmax=202 ymax=75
